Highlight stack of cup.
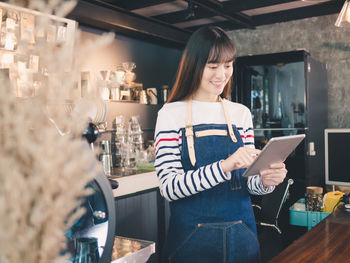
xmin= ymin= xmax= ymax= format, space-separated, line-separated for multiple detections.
xmin=112 ymin=116 xmax=126 ymax=168
xmin=128 ymin=116 xmax=143 ymax=152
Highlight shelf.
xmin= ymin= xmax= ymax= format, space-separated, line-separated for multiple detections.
xmin=111 ymin=171 xmax=158 ymax=198
xmin=106 ymin=100 xmax=162 ymax=106
xmin=0 ymin=47 xmax=16 ymax=53
xmin=99 ymin=129 xmax=153 ymax=134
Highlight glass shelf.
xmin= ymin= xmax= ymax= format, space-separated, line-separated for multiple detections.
xmin=99 ymin=128 xmax=153 ymax=135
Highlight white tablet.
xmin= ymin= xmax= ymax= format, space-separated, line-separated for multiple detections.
xmin=242 ymin=134 xmax=306 ymax=177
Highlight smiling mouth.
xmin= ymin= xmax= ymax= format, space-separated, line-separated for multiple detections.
xmin=211 ymin=81 xmax=225 ymax=88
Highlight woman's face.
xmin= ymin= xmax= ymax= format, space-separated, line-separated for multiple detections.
xmin=194 ymin=61 xmax=233 ymax=101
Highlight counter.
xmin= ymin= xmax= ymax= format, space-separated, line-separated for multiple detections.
xmin=270 ymin=207 xmax=350 ymax=262
xmin=111 ymin=171 xmax=164 ymax=263
xmin=111 ymin=171 xmax=159 ymax=198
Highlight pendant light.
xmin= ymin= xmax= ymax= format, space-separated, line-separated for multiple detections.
xmin=335 ymin=0 xmax=350 ymax=27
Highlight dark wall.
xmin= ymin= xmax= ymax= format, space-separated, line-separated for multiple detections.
xmin=79 ymin=25 xmax=182 ymax=92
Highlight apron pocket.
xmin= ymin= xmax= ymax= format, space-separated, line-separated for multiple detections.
xmin=169 ymin=221 xmax=260 ymax=263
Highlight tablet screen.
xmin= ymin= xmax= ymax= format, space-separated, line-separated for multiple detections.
xmin=242 ymin=134 xmax=305 ymax=177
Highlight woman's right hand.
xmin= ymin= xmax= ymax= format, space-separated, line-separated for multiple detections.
xmin=220 ymin=147 xmax=261 ymax=173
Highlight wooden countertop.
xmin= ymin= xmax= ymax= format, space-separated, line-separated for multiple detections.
xmin=270 ymin=207 xmax=350 ymax=263
xmin=111 ymin=171 xmax=159 ymax=197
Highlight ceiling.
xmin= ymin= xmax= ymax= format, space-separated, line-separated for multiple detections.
xmin=91 ymin=0 xmax=344 ymax=31
xmin=70 ymin=0 xmax=345 ymax=48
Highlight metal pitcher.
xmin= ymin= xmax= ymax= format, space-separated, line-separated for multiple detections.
xmin=146 ymin=88 xmax=158 ymax=104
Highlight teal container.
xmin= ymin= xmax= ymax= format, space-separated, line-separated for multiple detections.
xmin=289 ymin=199 xmax=330 ymax=230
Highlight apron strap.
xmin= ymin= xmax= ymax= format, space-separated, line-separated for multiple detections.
xmin=219 ymin=98 xmax=238 ymax=143
xmin=186 ymin=99 xmax=196 ymax=166
xmin=185 ymin=97 xmax=238 ymax=167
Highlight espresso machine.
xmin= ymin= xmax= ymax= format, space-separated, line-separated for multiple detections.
xmin=66 ymin=123 xmax=116 ymax=263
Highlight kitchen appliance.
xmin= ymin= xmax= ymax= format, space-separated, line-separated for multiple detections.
xmin=66 ymin=166 xmax=116 ymax=263
xmin=98 ymin=70 xmax=112 ymax=100
xmin=77 ymin=123 xmax=155 ymax=262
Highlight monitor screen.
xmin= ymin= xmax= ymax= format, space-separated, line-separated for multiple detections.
xmin=325 ymin=129 xmax=350 ymax=186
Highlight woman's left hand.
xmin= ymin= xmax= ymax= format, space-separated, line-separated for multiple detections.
xmin=260 ymin=162 xmax=287 ymax=187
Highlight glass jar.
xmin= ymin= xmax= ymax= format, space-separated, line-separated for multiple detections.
xmin=305 ymin=193 xmax=323 ymax=211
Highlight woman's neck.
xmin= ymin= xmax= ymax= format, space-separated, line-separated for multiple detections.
xmin=192 ymin=93 xmax=220 ymax=102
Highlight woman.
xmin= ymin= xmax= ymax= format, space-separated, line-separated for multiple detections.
xmin=154 ymin=26 xmax=287 ymax=263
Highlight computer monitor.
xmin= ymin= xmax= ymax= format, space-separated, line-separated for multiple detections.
xmin=325 ymin=128 xmax=350 ymax=186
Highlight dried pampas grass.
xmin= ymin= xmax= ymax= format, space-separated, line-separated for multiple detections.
xmin=0 ymin=0 xmax=114 ymax=262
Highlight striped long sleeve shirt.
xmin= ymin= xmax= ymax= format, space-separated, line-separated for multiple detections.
xmin=154 ymin=99 xmax=274 ymax=201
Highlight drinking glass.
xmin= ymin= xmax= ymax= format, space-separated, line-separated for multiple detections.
xmin=73 ymin=237 xmax=100 ymax=263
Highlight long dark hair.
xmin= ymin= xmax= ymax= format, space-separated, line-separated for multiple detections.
xmin=167 ymin=26 xmax=236 ymax=103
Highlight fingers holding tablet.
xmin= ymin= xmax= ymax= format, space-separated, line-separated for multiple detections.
xmin=260 ymin=162 xmax=288 ymax=187
xmin=221 ymin=147 xmax=261 ymax=173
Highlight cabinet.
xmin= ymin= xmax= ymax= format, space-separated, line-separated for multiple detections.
xmin=233 ymin=50 xmax=328 ymax=199
xmin=114 ymin=188 xmax=164 ymax=263
xmin=0 ymin=2 xmax=76 ymax=97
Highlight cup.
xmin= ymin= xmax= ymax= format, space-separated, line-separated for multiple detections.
xmin=122 ymin=62 xmax=136 ymax=72
xmin=147 ymin=88 xmax=158 ymax=104
xmin=99 ymin=140 xmax=111 ymax=154
xmin=99 ymin=140 xmax=112 ymax=175
xmin=120 ymin=141 xmax=136 ymax=169
xmin=139 ymin=90 xmax=149 ymax=104
xmin=129 ymin=116 xmax=142 ymax=133
xmin=81 ymin=71 xmax=90 ymax=98
xmin=73 ymin=237 xmax=99 ymax=263
xmin=99 ymin=153 xmax=112 ymax=175
xmin=111 ymin=85 xmax=121 ymax=101
xmin=115 ymin=70 xmax=125 ymax=84
xmin=99 ymin=70 xmax=111 ymax=81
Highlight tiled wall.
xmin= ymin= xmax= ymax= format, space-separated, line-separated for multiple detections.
xmin=227 ymin=14 xmax=350 ymax=128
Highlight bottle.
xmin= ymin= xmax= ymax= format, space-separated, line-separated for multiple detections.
xmin=161 ymin=85 xmax=169 ymax=104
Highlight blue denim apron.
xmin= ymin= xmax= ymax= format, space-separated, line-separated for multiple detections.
xmin=163 ymin=99 xmax=260 ymax=263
